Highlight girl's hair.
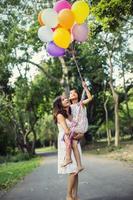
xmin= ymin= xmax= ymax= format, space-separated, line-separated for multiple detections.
xmin=70 ymin=88 xmax=81 ymax=103
xmin=53 ymin=96 xmax=71 ymax=123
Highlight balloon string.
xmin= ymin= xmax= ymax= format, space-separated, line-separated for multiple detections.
xmin=72 ymin=54 xmax=87 ymax=101
xmin=70 ymin=46 xmax=87 ymax=101
xmin=71 ymin=49 xmax=84 ymax=83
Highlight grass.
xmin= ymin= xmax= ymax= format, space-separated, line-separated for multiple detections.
xmin=0 ymin=157 xmax=41 ymax=190
xmin=35 ymin=146 xmax=57 ymax=154
xmin=0 ymin=147 xmax=56 ymax=190
xmin=84 ymin=140 xmax=133 ymax=163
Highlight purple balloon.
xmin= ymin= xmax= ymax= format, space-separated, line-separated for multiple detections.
xmin=47 ymin=41 xmax=65 ymax=57
xmin=72 ymin=23 xmax=89 ymax=42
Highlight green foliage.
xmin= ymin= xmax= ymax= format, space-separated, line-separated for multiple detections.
xmin=36 ymin=114 xmax=58 ymax=147
xmin=0 ymin=156 xmax=41 ymax=189
xmin=97 ymin=120 xmax=115 ymax=134
xmin=0 ymin=94 xmax=16 ymax=155
xmin=119 ymin=88 xmax=133 ymax=134
xmin=8 ymin=152 xmax=33 ymax=162
xmin=91 ymin=0 xmax=132 ymax=31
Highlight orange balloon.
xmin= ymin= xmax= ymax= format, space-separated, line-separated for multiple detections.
xmin=58 ymin=9 xmax=75 ymax=29
xmin=38 ymin=11 xmax=44 ymax=26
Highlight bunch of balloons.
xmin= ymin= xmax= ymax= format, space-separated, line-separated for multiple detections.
xmin=38 ymin=0 xmax=90 ymax=57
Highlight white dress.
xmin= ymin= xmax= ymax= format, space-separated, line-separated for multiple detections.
xmin=57 ymin=118 xmax=82 ymax=174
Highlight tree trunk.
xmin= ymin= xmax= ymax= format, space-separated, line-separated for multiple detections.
xmin=59 ymin=57 xmax=70 ymax=97
xmin=114 ymin=92 xmax=119 ymax=147
xmin=23 ymin=128 xmax=37 ymax=156
xmin=109 ymin=129 xmax=112 ymax=142
xmin=31 ymin=129 xmax=36 ymax=155
xmin=105 ymin=40 xmax=120 ymax=147
xmin=16 ymin=134 xmax=25 ymax=153
xmin=104 ymin=96 xmax=111 ymax=146
xmin=109 ymin=81 xmax=119 ymax=147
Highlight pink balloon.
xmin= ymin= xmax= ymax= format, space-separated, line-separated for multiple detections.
xmin=72 ymin=23 xmax=89 ymax=42
xmin=54 ymin=0 xmax=71 ymax=13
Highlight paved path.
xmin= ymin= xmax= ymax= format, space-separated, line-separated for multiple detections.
xmin=1 ymin=154 xmax=133 ymax=200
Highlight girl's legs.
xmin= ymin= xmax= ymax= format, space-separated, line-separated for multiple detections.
xmin=62 ymin=135 xmax=72 ymax=167
xmin=72 ymin=140 xmax=84 ymax=174
xmin=67 ymin=173 xmax=76 ymax=200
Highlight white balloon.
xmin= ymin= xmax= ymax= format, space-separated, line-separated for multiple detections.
xmin=41 ymin=9 xmax=58 ymax=28
xmin=38 ymin=26 xmax=53 ymax=42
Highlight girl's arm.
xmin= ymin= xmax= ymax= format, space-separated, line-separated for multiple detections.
xmin=82 ymin=81 xmax=93 ymax=105
xmin=57 ymin=114 xmax=70 ymax=135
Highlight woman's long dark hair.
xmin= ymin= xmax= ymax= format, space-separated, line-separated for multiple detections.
xmin=53 ymin=96 xmax=71 ymax=124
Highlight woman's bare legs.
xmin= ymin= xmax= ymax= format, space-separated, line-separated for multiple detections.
xmin=72 ymin=174 xmax=80 ymax=200
xmin=67 ymin=173 xmax=76 ymax=200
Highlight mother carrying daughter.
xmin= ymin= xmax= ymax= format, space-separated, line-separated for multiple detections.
xmin=53 ymin=81 xmax=92 ymax=200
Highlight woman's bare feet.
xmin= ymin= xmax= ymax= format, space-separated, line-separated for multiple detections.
xmin=74 ymin=166 xmax=84 ymax=175
xmin=66 ymin=196 xmax=74 ymax=200
xmin=61 ymin=159 xmax=72 ymax=167
xmin=73 ymin=198 xmax=80 ymax=200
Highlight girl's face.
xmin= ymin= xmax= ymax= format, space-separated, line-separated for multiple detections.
xmin=61 ymin=96 xmax=70 ymax=108
xmin=69 ymin=90 xmax=78 ymax=100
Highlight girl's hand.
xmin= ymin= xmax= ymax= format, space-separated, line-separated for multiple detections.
xmin=82 ymin=81 xmax=87 ymax=89
xmin=73 ymin=132 xmax=78 ymax=137
xmin=82 ymin=81 xmax=93 ymax=105
xmin=73 ymin=133 xmax=84 ymax=140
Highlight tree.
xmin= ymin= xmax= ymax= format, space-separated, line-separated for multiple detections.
xmin=91 ymin=0 xmax=132 ymax=31
xmin=90 ymin=0 xmax=133 ymax=146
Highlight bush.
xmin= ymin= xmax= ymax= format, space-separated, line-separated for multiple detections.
xmin=0 ymin=156 xmax=6 ymax=164
xmin=108 ymin=146 xmax=115 ymax=152
xmin=0 ymin=152 xmax=34 ymax=163
xmin=9 ymin=153 xmax=33 ymax=162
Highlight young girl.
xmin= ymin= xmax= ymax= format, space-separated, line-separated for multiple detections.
xmin=62 ymin=81 xmax=93 ymax=174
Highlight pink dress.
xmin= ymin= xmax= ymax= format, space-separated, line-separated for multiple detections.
xmin=70 ymin=102 xmax=88 ymax=134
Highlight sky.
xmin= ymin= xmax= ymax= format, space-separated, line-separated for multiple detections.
xmin=9 ymin=37 xmax=133 ymax=86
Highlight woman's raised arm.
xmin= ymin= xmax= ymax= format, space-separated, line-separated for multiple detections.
xmin=57 ymin=114 xmax=70 ymax=136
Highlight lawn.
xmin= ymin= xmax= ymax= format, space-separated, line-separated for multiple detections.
xmin=35 ymin=146 xmax=57 ymax=154
xmin=0 ymin=157 xmax=41 ymax=190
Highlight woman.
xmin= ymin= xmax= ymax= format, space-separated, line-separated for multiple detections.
xmin=53 ymin=95 xmax=84 ymax=200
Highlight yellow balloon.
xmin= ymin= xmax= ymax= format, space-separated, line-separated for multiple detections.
xmin=71 ymin=1 xmax=90 ymax=24
xmin=53 ymin=28 xmax=71 ymax=49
